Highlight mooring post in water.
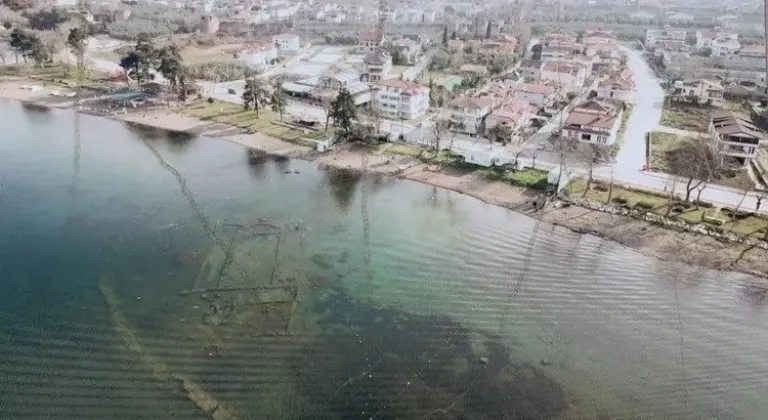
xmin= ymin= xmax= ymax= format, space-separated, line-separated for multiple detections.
xmin=99 ymin=276 xmax=237 ymax=420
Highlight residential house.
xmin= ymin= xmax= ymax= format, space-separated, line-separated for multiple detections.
xmin=582 ymin=29 xmax=617 ymax=50
xmin=695 ymin=28 xmax=738 ymax=48
xmin=596 ymin=70 xmax=635 ymax=103
xmin=543 ymin=30 xmax=577 ymax=47
xmin=645 ymin=28 xmax=687 ymax=47
xmin=672 ymin=79 xmax=725 ymax=107
xmin=447 ymin=39 xmax=464 ymax=52
xmin=470 ymin=35 xmax=518 ymax=58
xmin=390 ymin=38 xmax=421 ymax=65
xmin=711 ymin=36 xmax=740 ymax=58
xmin=273 ymin=34 xmax=300 ymax=52
xmin=484 ymin=99 xmax=537 ymax=141
xmin=372 ymin=79 xmax=430 ymax=120
xmin=512 ymin=82 xmax=559 ymax=107
xmin=474 ymin=80 xmax=517 ymax=107
xmin=710 ymin=111 xmax=765 ymax=164
xmin=448 ymin=96 xmax=494 ymax=135
xmin=737 ymin=44 xmax=766 ymax=67
xmin=237 ymin=42 xmax=278 ymax=70
xmin=358 ymin=30 xmax=384 ymax=53
xmin=562 ymin=100 xmax=622 ymax=146
xmin=363 ymin=50 xmax=392 ymax=82
xmin=541 ymin=43 xmax=579 ymax=60
xmin=539 ymin=60 xmax=588 ymax=93
xmin=460 ymin=64 xmax=488 ymax=77
xmin=724 ymin=83 xmax=763 ymax=101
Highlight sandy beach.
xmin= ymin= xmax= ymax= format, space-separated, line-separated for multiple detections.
xmin=3 ymin=90 xmax=768 ymax=279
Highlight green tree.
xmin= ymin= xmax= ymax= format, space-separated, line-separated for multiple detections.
xmin=485 ymin=21 xmax=492 ymax=39
xmin=28 ymin=7 xmax=67 ymax=31
xmin=29 ymin=36 xmax=50 ymax=68
xmin=2 ymin=21 xmax=12 ymax=30
xmin=157 ymin=44 xmax=184 ymax=94
xmin=270 ymin=81 xmax=287 ymax=121
xmin=531 ymin=43 xmax=543 ymax=61
xmin=242 ymin=78 xmax=269 ymax=117
xmin=442 ymin=25 xmax=448 ymax=46
xmin=67 ymin=27 xmax=88 ymax=70
xmin=119 ymin=33 xmax=157 ymax=85
xmin=9 ymin=28 xmax=33 ymax=63
xmin=329 ymin=88 xmax=357 ymax=140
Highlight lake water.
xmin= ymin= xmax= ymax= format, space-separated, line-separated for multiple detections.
xmin=2 ymin=99 xmax=768 ymax=419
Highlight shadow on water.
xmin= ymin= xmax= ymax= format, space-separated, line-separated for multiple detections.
xmin=271 ymin=155 xmax=291 ymax=173
xmin=247 ymin=148 xmax=270 ymax=179
xmin=21 ymin=102 xmax=51 ymax=113
xmin=124 ymin=121 xmax=197 ymax=152
xmin=324 ymin=168 xmax=362 ymax=212
xmin=294 ymin=286 xmax=569 ymax=420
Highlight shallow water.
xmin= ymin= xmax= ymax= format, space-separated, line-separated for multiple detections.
xmin=1 ymin=99 xmax=768 ymax=419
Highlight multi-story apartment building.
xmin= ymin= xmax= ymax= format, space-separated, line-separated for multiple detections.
xmin=448 ymin=96 xmax=494 ymax=136
xmin=372 ymin=80 xmax=430 ymax=120
xmin=562 ymin=100 xmax=622 ymax=146
xmin=710 ymin=111 xmax=765 ymax=165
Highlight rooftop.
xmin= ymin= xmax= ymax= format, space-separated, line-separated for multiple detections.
xmin=711 ymin=111 xmax=764 ymax=139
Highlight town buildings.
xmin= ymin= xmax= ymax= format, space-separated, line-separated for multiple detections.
xmin=539 ymin=60 xmax=588 ymax=93
xmin=358 ymin=30 xmax=384 ymax=54
xmin=484 ymin=99 xmax=537 ymax=141
xmin=512 ymin=83 xmax=559 ymax=107
xmin=596 ymin=70 xmax=635 ymax=103
xmin=372 ymin=80 xmax=430 ymax=120
xmin=448 ymin=96 xmax=494 ymax=135
xmin=562 ymin=100 xmax=622 ymax=146
xmin=273 ymin=34 xmax=300 ymax=52
xmin=710 ymin=111 xmax=765 ymax=164
xmin=645 ymin=27 xmax=687 ymax=47
xmin=363 ymin=50 xmax=392 ymax=82
xmin=237 ymin=42 xmax=278 ymax=70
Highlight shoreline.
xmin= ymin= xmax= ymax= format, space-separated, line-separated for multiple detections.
xmin=3 ymin=89 xmax=768 ymax=280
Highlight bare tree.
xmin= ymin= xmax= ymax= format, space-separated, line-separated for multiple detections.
xmin=667 ymin=137 xmax=733 ymax=203
xmin=369 ymin=106 xmax=382 ymax=136
xmin=577 ymin=143 xmax=607 ymax=197
xmin=432 ymin=118 xmax=450 ymax=152
xmin=729 ymin=174 xmax=755 ymax=231
xmin=694 ymin=181 xmax=707 ymax=207
xmin=531 ymin=144 xmax=545 ymax=169
xmin=510 ymin=147 xmax=524 ymax=170
xmin=448 ymin=120 xmax=465 ymax=151
xmin=321 ymin=97 xmax=332 ymax=132
xmin=607 ymin=162 xmax=616 ymax=203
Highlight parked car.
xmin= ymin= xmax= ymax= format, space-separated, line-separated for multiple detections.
xmin=228 ymin=88 xmax=236 ymax=94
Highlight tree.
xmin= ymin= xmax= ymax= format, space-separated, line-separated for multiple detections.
xmin=120 ymin=33 xmax=157 ymax=86
xmin=667 ymin=137 xmax=734 ymax=203
xmin=531 ymin=43 xmax=543 ymax=61
xmin=448 ymin=120 xmax=465 ymax=150
xmin=432 ymin=118 xmax=450 ymax=151
xmin=29 ymin=36 xmax=51 ymax=68
xmin=488 ymin=123 xmax=513 ymax=147
xmin=729 ymin=174 xmax=754 ymax=231
xmin=485 ymin=21 xmax=492 ymax=39
xmin=2 ymin=21 xmax=12 ymax=30
xmin=270 ymin=82 xmax=287 ymax=121
xmin=531 ymin=144 xmax=545 ymax=169
xmin=321 ymin=96 xmax=333 ymax=132
xmin=329 ymin=88 xmax=357 ymax=140
xmin=442 ymin=25 xmax=448 ymax=46
xmin=450 ymin=31 xmax=457 ymax=40
xmin=157 ymin=44 xmax=184 ymax=94
xmin=9 ymin=27 xmax=34 ymax=63
xmin=67 ymin=27 xmax=88 ymax=58
xmin=28 ymin=7 xmax=67 ymax=31
xmin=577 ymin=143 xmax=607 ymax=196
xmin=242 ymin=78 xmax=269 ymax=117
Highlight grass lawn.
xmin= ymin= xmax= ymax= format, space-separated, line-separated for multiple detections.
xmin=660 ymin=102 xmax=712 ymax=132
xmin=608 ymin=104 xmax=633 ymax=157
xmin=484 ymin=167 xmax=549 ymax=190
xmin=567 ymin=178 xmax=768 ymax=237
xmin=181 ymin=100 xmax=333 ymax=146
xmin=722 ymin=100 xmax=752 ymax=114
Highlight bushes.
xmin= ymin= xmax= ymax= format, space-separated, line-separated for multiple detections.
xmin=634 ymin=201 xmax=655 ymax=211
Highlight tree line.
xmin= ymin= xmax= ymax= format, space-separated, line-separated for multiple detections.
xmin=117 ymin=33 xmax=192 ymax=101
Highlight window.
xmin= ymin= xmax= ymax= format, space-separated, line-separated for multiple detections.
xmin=581 ymin=133 xmax=591 ymax=141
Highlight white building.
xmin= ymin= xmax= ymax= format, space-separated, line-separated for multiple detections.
xmin=562 ymin=100 xmax=621 ymax=146
xmin=372 ymin=80 xmax=430 ymax=120
xmin=364 ymin=50 xmax=392 ymax=82
xmin=273 ymin=34 xmax=300 ymax=52
xmin=539 ymin=60 xmax=588 ymax=94
xmin=710 ymin=111 xmax=764 ymax=165
xmin=484 ymin=99 xmax=536 ymax=142
xmin=237 ymin=43 xmax=278 ymax=70
xmin=448 ymin=96 xmax=494 ymax=136
xmin=645 ymin=28 xmax=687 ymax=46
xmin=711 ymin=37 xmax=741 ymax=58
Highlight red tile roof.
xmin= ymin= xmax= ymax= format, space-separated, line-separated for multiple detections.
xmin=359 ymin=30 xmax=380 ymax=42
xmin=519 ymin=83 xmax=555 ymax=94
xmin=375 ymin=79 xmax=425 ymax=93
xmin=451 ymin=96 xmax=494 ymax=109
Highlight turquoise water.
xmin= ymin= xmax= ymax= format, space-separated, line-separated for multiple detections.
xmin=2 ymin=99 xmax=768 ymax=419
